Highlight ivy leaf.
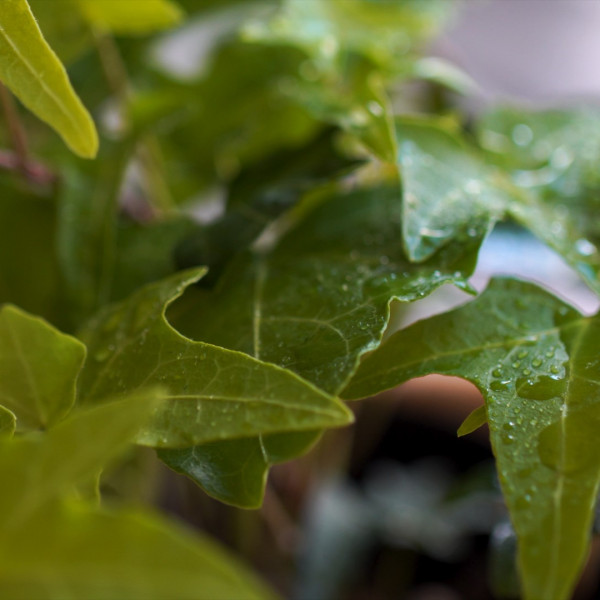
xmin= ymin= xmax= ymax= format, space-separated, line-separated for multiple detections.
xmin=0 ymin=304 xmax=86 ymax=431
xmin=396 ymin=116 xmax=506 ymax=262
xmin=0 ymin=0 xmax=98 ymax=157
xmin=167 ymin=181 xmax=480 ymax=506
xmin=343 ymin=277 xmax=600 ymax=600
xmin=0 ymin=501 xmax=276 ymax=600
xmin=160 ymin=430 xmax=321 ymax=508
xmin=477 ymin=107 xmax=600 ymax=294
xmin=0 ymin=389 xmax=163 ymax=530
xmin=77 ymin=269 xmax=352 ymax=448
xmin=76 ymin=0 xmax=184 ymax=35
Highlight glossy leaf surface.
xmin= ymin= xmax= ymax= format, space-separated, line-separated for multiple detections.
xmin=477 ymin=107 xmax=600 ymax=294
xmin=78 ymin=269 xmax=352 ymax=448
xmin=396 ymin=117 xmax=505 ymax=262
xmin=0 ymin=0 xmax=98 ymax=157
xmin=0 ymin=305 xmax=85 ymax=430
xmin=344 ymin=278 xmax=600 ymax=600
xmin=168 ymin=181 xmax=480 ymax=506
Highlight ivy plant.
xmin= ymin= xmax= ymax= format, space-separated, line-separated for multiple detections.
xmin=0 ymin=1 xmax=599 ymax=598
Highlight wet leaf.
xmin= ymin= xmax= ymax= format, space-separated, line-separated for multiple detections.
xmin=0 ymin=305 xmax=86 ymax=430
xmin=0 ymin=0 xmax=98 ymax=157
xmin=396 ymin=116 xmax=506 ymax=262
xmin=344 ymin=278 xmax=600 ymax=600
xmin=167 ymin=181 xmax=480 ymax=506
xmin=477 ymin=107 xmax=600 ymax=294
xmin=78 ymin=269 xmax=352 ymax=448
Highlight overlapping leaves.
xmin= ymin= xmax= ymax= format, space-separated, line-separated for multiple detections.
xmin=344 ymin=278 xmax=600 ymax=600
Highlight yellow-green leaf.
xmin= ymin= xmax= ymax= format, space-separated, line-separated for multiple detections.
xmin=0 ymin=0 xmax=98 ymax=157
xmin=77 ymin=0 xmax=184 ymax=35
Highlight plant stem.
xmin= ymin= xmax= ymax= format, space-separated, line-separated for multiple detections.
xmin=0 ymin=83 xmax=57 ymax=186
xmin=0 ymin=82 xmax=29 ymax=169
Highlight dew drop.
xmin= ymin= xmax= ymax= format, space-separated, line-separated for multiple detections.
xmin=492 ymin=368 xmax=502 ymax=378
xmin=518 ymin=350 xmax=528 ymax=359
xmin=532 ymin=358 xmax=543 ymax=368
xmin=575 ymin=238 xmax=597 ymax=257
xmin=367 ymin=100 xmax=383 ymax=116
xmin=512 ymin=124 xmax=533 ymax=147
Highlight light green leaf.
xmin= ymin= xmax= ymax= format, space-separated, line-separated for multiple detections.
xmin=0 ymin=304 xmax=86 ymax=430
xmin=0 ymin=406 xmax=16 ymax=438
xmin=168 ymin=181 xmax=480 ymax=506
xmin=0 ymin=500 xmax=276 ymax=600
xmin=78 ymin=269 xmax=352 ymax=448
xmin=0 ymin=389 xmax=163 ymax=530
xmin=243 ymin=0 xmax=451 ymax=71
xmin=396 ymin=116 xmax=506 ymax=262
xmin=0 ymin=0 xmax=98 ymax=157
xmin=77 ymin=0 xmax=184 ymax=34
xmin=343 ymin=278 xmax=600 ymax=600
xmin=457 ymin=405 xmax=487 ymax=438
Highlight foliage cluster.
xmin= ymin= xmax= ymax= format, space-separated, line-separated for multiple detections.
xmin=1 ymin=1 xmax=600 ymax=599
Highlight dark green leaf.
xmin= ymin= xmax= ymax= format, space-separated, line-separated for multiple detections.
xmin=0 ymin=180 xmax=63 ymax=325
xmin=0 ymin=304 xmax=85 ymax=430
xmin=395 ymin=116 xmax=506 ymax=262
xmin=160 ymin=430 xmax=321 ymax=508
xmin=78 ymin=269 xmax=352 ymax=448
xmin=168 ymin=180 xmax=480 ymax=506
xmin=344 ymin=278 xmax=600 ymax=600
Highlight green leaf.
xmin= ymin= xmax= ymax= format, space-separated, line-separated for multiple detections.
xmin=396 ymin=116 xmax=506 ymax=262
xmin=0 ymin=406 xmax=16 ymax=438
xmin=57 ymin=141 xmax=135 ymax=326
xmin=0 ymin=501 xmax=276 ymax=600
xmin=0 ymin=181 xmax=63 ymax=326
xmin=168 ymin=181 xmax=480 ymax=506
xmin=0 ymin=305 xmax=86 ymax=430
xmin=76 ymin=0 xmax=184 ymax=35
xmin=135 ymin=41 xmax=319 ymax=198
xmin=0 ymin=389 xmax=163 ymax=529
xmin=175 ymin=183 xmax=478 ymax=394
xmin=0 ymin=0 xmax=98 ymax=157
xmin=243 ymin=0 xmax=451 ymax=71
xmin=343 ymin=278 xmax=600 ymax=600
xmin=457 ymin=405 xmax=487 ymax=438
xmin=77 ymin=269 xmax=352 ymax=448
xmin=160 ymin=430 xmax=321 ymax=509
xmin=476 ymin=107 xmax=600 ymax=294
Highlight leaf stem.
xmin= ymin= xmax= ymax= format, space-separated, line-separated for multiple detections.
xmin=0 ymin=81 xmax=29 ymax=168
xmin=0 ymin=83 xmax=57 ymax=186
